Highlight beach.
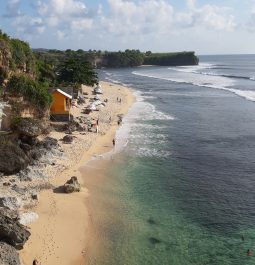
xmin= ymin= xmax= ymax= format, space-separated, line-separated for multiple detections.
xmin=19 ymin=81 xmax=134 ymax=265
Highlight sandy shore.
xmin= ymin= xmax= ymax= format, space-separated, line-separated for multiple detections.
xmin=19 ymin=81 xmax=134 ymax=265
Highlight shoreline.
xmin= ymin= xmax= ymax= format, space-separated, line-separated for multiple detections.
xmin=19 ymin=81 xmax=135 ymax=265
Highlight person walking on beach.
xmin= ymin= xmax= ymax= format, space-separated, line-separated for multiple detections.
xmin=112 ymin=139 xmax=115 ymax=146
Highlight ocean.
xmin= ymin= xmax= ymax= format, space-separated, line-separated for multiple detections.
xmin=84 ymin=55 xmax=255 ymax=265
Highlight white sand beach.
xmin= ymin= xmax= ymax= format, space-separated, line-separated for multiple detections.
xmin=19 ymin=81 xmax=134 ymax=265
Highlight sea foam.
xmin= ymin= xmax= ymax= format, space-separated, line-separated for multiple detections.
xmin=132 ymin=68 xmax=255 ymax=102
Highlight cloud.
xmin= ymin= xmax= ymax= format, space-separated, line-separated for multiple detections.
xmin=101 ymin=0 xmax=174 ymax=35
xmin=246 ymin=1 xmax=255 ymax=32
xmin=99 ymin=0 xmax=236 ymax=37
xmin=186 ymin=2 xmax=236 ymax=31
xmin=2 ymin=0 xmax=238 ymax=45
xmin=71 ymin=18 xmax=93 ymax=31
xmin=36 ymin=0 xmax=88 ymax=19
xmin=4 ymin=0 xmax=22 ymax=18
xmin=13 ymin=16 xmax=45 ymax=34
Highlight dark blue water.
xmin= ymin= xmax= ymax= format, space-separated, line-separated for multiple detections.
xmin=87 ymin=55 xmax=255 ymax=265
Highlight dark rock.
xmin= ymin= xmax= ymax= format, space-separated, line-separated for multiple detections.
xmin=0 ymin=207 xmax=19 ymax=220
xmin=15 ymin=118 xmax=43 ymax=138
xmin=19 ymin=143 xmax=32 ymax=152
xmin=149 ymin=237 xmax=161 ymax=245
xmin=0 ymin=142 xmax=30 ymax=175
xmin=0 ymin=242 xmax=21 ymax=265
xmin=28 ymin=149 xmax=43 ymax=161
xmin=63 ymin=176 xmax=81 ymax=193
xmin=147 ymin=218 xmax=157 ymax=225
xmin=0 ymin=207 xmax=30 ymax=249
xmin=20 ymin=135 xmax=38 ymax=146
xmin=31 ymin=193 xmax=39 ymax=200
xmin=62 ymin=135 xmax=74 ymax=144
xmin=39 ymin=137 xmax=58 ymax=150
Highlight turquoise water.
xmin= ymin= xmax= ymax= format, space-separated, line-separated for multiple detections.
xmin=85 ymin=153 xmax=255 ymax=265
xmin=85 ymin=55 xmax=255 ymax=264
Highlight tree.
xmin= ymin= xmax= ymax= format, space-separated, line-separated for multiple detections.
xmin=58 ymin=58 xmax=98 ymax=86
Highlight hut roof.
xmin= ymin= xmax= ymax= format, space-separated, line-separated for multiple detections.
xmin=50 ymin=87 xmax=73 ymax=99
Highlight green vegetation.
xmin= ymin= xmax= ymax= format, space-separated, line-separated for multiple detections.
xmin=57 ymin=58 xmax=98 ymax=86
xmin=7 ymin=75 xmax=52 ymax=109
xmin=143 ymin=51 xmax=199 ymax=66
xmin=0 ymin=28 xmax=198 ymax=114
xmin=10 ymin=39 xmax=36 ymax=72
xmin=34 ymin=48 xmax=198 ymax=68
xmin=0 ymin=29 xmax=99 ymax=113
xmin=104 ymin=50 xmax=144 ymax=67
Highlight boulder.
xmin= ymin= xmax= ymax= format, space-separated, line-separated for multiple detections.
xmin=0 ymin=197 xmax=22 ymax=211
xmin=63 ymin=176 xmax=81 ymax=193
xmin=19 ymin=135 xmax=39 ymax=146
xmin=19 ymin=212 xmax=38 ymax=226
xmin=31 ymin=193 xmax=39 ymax=201
xmin=0 ymin=242 xmax=21 ymax=265
xmin=0 ymin=207 xmax=30 ymax=250
xmin=39 ymin=137 xmax=58 ymax=150
xmin=19 ymin=142 xmax=32 ymax=153
xmin=62 ymin=135 xmax=74 ymax=144
xmin=15 ymin=118 xmax=43 ymax=137
xmin=0 ymin=142 xmax=30 ymax=175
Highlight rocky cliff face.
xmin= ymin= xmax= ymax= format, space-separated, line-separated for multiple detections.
xmin=0 ymin=39 xmax=11 ymax=73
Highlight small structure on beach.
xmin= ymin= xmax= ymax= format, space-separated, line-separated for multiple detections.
xmin=50 ymin=88 xmax=73 ymax=121
xmin=93 ymin=85 xmax=103 ymax=95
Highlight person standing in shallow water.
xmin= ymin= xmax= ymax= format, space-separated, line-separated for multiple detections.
xmin=247 ymin=249 xmax=252 ymax=256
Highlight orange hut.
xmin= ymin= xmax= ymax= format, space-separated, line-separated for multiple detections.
xmin=50 ymin=88 xmax=73 ymax=121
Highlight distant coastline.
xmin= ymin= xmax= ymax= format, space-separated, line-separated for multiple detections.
xmin=34 ymin=49 xmax=199 ymax=68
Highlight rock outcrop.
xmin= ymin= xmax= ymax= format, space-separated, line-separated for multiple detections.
xmin=39 ymin=137 xmax=58 ymax=150
xmin=0 ymin=141 xmax=30 ymax=175
xmin=0 ymin=207 xmax=30 ymax=250
xmin=62 ymin=135 xmax=75 ymax=144
xmin=0 ymin=242 xmax=21 ymax=265
xmin=63 ymin=176 xmax=81 ymax=193
xmin=0 ymin=197 xmax=22 ymax=210
xmin=15 ymin=118 xmax=43 ymax=138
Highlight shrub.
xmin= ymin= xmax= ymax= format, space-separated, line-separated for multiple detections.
xmin=7 ymin=75 xmax=52 ymax=109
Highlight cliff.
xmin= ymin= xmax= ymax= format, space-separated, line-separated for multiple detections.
xmin=34 ymin=49 xmax=199 ymax=68
xmin=143 ymin=51 xmax=199 ymax=66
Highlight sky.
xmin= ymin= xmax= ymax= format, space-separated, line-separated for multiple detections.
xmin=0 ymin=0 xmax=255 ymax=55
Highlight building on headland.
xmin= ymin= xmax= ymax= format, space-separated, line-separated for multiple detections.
xmin=50 ymin=87 xmax=73 ymax=121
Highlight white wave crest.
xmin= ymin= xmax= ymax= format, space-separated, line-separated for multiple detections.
xmin=132 ymin=71 xmax=255 ymax=102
